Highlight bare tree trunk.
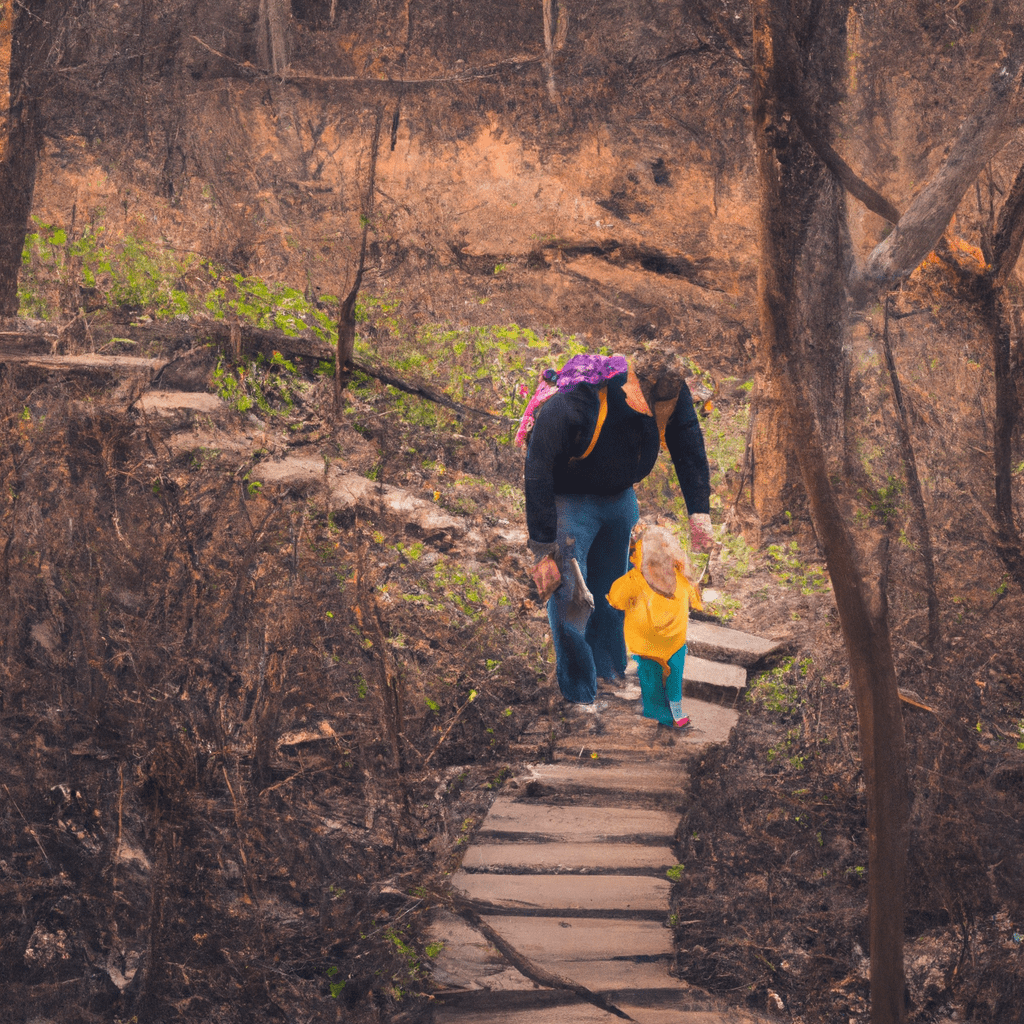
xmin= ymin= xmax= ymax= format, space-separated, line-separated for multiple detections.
xmin=258 ymin=0 xmax=290 ymax=75
xmin=940 ymin=160 xmax=1024 ymax=589
xmin=881 ymin=299 xmax=941 ymax=653
xmin=982 ymin=283 xmax=1024 ymax=589
xmin=0 ymin=0 xmax=10 ymax=138
xmin=987 ymin=162 xmax=1024 ymax=585
xmin=542 ymin=0 xmax=559 ymax=106
xmin=749 ymin=0 xmax=850 ymax=519
xmin=753 ymin=4 xmax=909 ymax=1022
xmin=334 ymin=106 xmax=385 ymax=419
xmin=0 ymin=0 xmax=39 ymax=316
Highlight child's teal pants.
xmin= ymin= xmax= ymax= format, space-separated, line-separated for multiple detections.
xmin=634 ymin=645 xmax=687 ymax=725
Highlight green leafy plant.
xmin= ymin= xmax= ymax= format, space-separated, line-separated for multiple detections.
xmin=716 ymin=527 xmax=756 ymax=579
xmin=747 ymin=658 xmax=803 ymax=715
xmin=20 ymin=218 xmax=193 ymax=319
xmin=766 ymin=726 xmax=807 ymax=767
xmin=703 ymin=592 xmax=741 ymax=622
xmin=868 ymin=474 xmax=903 ymax=522
xmin=211 ymin=350 xmax=302 ymax=416
xmin=326 ymin=965 xmax=347 ymax=999
xmin=766 ymin=541 xmax=830 ymax=594
xmin=703 ymin=403 xmax=749 ymax=495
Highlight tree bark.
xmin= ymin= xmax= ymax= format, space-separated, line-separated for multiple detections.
xmin=753 ymin=4 xmax=910 ymax=1022
xmin=0 ymin=0 xmax=41 ymax=316
xmin=983 ymin=280 xmax=1024 ymax=589
xmin=749 ymin=0 xmax=850 ymax=518
xmin=542 ymin=0 xmax=559 ymax=106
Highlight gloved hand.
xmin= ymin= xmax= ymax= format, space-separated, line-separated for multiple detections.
xmin=531 ymin=554 xmax=562 ymax=603
xmin=689 ymin=513 xmax=714 ymax=554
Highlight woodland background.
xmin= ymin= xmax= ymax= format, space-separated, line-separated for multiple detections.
xmin=1 ymin=2 xmax=1024 ymax=1023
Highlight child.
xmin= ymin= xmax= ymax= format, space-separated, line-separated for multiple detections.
xmin=606 ymin=524 xmax=703 ymax=729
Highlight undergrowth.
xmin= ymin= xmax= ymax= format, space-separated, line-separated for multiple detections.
xmin=0 ymin=384 xmax=547 ymax=1022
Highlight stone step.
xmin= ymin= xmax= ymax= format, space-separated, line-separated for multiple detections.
xmin=451 ymin=871 xmax=670 ymax=917
xmin=684 ymin=654 xmax=747 ymax=694
xmin=461 ymin=842 xmax=677 ymax=874
xmin=135 ymin=390 xmax=226 ymax=418
xmin=428 ymin=911 xmax=677 ymax=994
xmin=622 ymin=652 xmax=747 ymax=689
xmin=517 ymin=761 xmax=689 ymax=805
xmin=433 ymin=1001 xmax=766 ymax=1023
xmin=1 ymin=352 xmax=167 ymax=391
xmin=522 ymin=696 xmax=739 ymax=763
xmin=685 ymin=620 xmax=782 ymax=668
xmin=477 ymin=799 xmax=679 ymax=844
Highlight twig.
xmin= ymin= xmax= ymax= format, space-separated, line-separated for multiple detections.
xmin=352 ymin=358 xmax=514 ymax=423
xmin=3 ymin=784 xmax=51 ymax=867
xmin=897 ymin=689 xmax=937 ymax=714
xmin=448 ymin=894 xmax=637 ymax=1021
xmin=423 ymin=690 xmax=479 ymax=766
xmin=190 ymin=35 xmax=542 ymax=85
xmin=882 ymin=296 xmax=941 ymax=656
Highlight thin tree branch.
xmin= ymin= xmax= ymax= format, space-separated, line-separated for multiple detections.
xmin=790 ymin=100 xmax=901 ymax=224
xmin=448 ymin=895 xmax=637 ymax=1022
xmin=335 ymin=106 xmax=384 ymax=416
xmin=190 ymin=35 xmax=542 ymax=86
xmin=882 ymin=297 xmax=941 ymax=655
xmin=856 ymin=54 xmax=1024 ymax=296
xmin=351 ymin=358 xmax=513 ymax=423
xmin=989 ymin=161 xmax=1024 ymax=287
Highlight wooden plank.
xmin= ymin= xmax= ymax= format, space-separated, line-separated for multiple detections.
xmin=478 ymin=799 xmax=679 ymax=843
xmin=461 ymin=842 xmax=676 ymax=874
xmin=451 ymin=870 xmax=670 ymax=915
xmin=427 ymin=910 xmax=679 ymax=995
xmin=521 ymin=762 xmax=688 ymax=800
xmin=434 ymin=1005 xmax=758 ymax=1024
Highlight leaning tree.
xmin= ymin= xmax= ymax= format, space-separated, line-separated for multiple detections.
xmin=750 ymin=3 xmax=1024 ymax=1022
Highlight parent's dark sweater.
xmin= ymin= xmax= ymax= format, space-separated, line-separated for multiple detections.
xmin=524 ymin=375 xmax=711 ymax=547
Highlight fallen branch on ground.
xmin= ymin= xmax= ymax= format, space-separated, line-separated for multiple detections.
xmin=447 ymin=893 xmax=637 ymax=1022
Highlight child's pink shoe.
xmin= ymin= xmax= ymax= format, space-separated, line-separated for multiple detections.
xmin=673 ymin=716 xmax=691 ymax=729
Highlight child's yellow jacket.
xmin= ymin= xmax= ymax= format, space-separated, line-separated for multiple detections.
xmin=607 ymin=555 xmax=702 ymax=664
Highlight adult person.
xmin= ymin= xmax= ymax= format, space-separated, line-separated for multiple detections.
xmin=522 ymin=349 xmax=713 ymax=709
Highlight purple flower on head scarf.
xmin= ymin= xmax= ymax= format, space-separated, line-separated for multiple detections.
xmin=552 ymin=353 xmax=628 ymax=392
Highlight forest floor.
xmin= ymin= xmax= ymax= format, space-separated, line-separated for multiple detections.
xmin=2 ymin=314 xmax=1024 ymax=1024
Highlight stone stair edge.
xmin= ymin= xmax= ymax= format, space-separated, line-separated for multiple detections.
xmin=428 ymin=986 xmax=771 ymax=1020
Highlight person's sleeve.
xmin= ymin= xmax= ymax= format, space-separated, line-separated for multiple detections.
xmin=688 ymin=578 xmax=703 ymax=613
xmin=524 ymin=396 xmax=578 ymax=545
xmin=606 ymin=573 xmax=631 ymax=611
xmin=664 ymin=380 xmax=712 ymax=516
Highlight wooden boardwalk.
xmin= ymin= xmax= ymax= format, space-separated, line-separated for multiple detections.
xmin=426 ymin=625 xmax=782 ymax=1024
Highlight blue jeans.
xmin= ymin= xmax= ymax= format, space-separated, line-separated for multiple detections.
xmin=548 ymin=489 xmax=639 ymax=703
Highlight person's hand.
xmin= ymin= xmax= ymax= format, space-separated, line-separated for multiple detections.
xmin=689 ymin=513 xmax=714 ymax=554
xmin=531 ymin=554 xmax=562 ymax=603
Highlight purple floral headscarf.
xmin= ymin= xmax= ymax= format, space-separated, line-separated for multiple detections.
xmin=515 ymin=354 xmax=629 ymax=446
xmin=546 ymin=353 xmax=628 ymax=392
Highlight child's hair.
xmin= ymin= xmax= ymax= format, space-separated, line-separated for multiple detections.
xmin=639 ymin=525 xmax=690 ymax=597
